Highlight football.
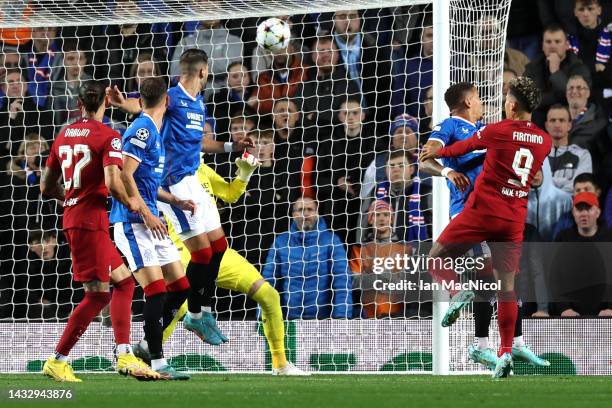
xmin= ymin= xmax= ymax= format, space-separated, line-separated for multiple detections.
xmin=256 ymin=17 xmax=291 ymax=53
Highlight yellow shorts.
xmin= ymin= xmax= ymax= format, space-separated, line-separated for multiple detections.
xmin=215 ymin=248 xmax=263 ymax=294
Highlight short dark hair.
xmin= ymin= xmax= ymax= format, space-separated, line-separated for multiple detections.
xmin=543 ymin=23 xmax=566 ymax=37
xmin=28 ymin=229 xmax=56 ymax=245
xmin=227 ymin=61 xmax=244 ymax=73
xmin=574 ymin=172 xmax=599 ymax=188
xmin=507 ymin=76 xmax=541 ymax=113
xmin=388 ymin=150 xmax=414 ymax=164
xmin=575 ymin=0 xmax=600 ymax=7
xmin=179 ymin=48 xmax=208 ymax=77
xmin=546 ymin=103 xmax=571 ymax=120
xmin=444 ymin=82 xmax=475 ymax=111
xmin=78 ymin=80 xmax=106 ymax=113
xmin=4 ymin=67 xmax=24 ymax=80
xmin=139 ymin=77 xmax=167 ymax=108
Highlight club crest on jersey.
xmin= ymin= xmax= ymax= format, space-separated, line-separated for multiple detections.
xmin=111 ymin=137 xmax=122 ymax=150
xmin=136 ymin=128 xmax=150 ymax=141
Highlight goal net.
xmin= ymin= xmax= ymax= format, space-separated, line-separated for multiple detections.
xmin=0 ymin=0 xmax=542 ymax=374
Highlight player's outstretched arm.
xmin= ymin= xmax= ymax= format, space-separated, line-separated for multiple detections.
xmin=40 ymin=167 xmax=65 ymax=202
xmin=119 ymin=156 xmax=167 ymax=240
xmin=201 ymin=134 xmax=255 ymax=154
xmin=419 ymin=140 xmax=445 ymax=176
xmin=419 ymin=140 xmax=471 ymax=192
xmin=157 ymin=187 xmax=197 ymax=215
xmin=437 ymin=132 xmax=486 ymax=158
xmin=105 ymin=85 xmax=142 ymax=115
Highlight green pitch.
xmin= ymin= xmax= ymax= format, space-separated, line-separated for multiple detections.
xmin=1 ymin=374 xmax=611 ymax=408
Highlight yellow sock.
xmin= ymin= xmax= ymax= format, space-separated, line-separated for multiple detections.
xmin=251 ymin=282 xmax=287 ymax=369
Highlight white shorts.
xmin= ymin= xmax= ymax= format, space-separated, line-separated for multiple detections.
xmin=157 ymin=174 xmax=221 ymax=240
xmin=113 ymin=222 xmax=180 ymax=272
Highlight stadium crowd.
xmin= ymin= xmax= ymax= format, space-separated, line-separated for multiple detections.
xmin=1 ymin=0 xmax=612 ymax=321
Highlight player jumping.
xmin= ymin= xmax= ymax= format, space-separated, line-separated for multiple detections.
xmin=420 ymin=82 xmax=549 ymax=370
xmin=420 ymin=77 xmax=552 ymax=378
xmin=110 ymin=77 xmax=195 ymax=380
xmin=131 ymin=151 xmax=309 ymax=375
xmin=106 ymin=49 xmax=254 ymax=346
xmin=41 ymin=80 xmax=160 ymax=382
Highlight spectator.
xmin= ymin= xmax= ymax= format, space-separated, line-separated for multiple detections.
xmin=24 ymin=230 xmax=77 ymax=320
xmin=566 ymin=74 xmax=609 ymax=166
xmin=124 ymin=53 xmax=162 ymax=98
xmin=332 ymin=10 xmax=391 ymax=130
xmin=524 ymin=24 xmax=591 ymax=125
xmin=0 ymin=68 xmax=54 ymax=163
xmin=398 ymin=16 xmax=432 ymax=118
xmin=250 ymin=40 xmax=308 ymax=117
xmin=363 ymin=151 xmax=428 ymax=244
xmin=568 ymin=0 xmax=612 ymax=94
xmin=320 ymin=97 xmax=375 ymax=245
xmin=537 ymin=0 xmax=578 ymax=35
xmin=553 ymin=192 xmax=612 ymax=317
xmin=22 ymin=26 xmax=63 ymax=108
xmin=361 ymin=113 xmax=419 ymax=201
xmin=209 ymin=62 xmax=254 ymax=139
xmin=502 ymin=69 xmax=518 ymax=118
xmin=231 ymin=130 xmax=291 ymax=266
xmin=262 ymin=197 xmax=353 ymax=319
xmin=299 ymin=35 xmax=360 ymax=143
xmin=546 ymin=104 xmax=593 ymax=193
xmin=170 ymin=19 xmax=243 ymax=97
xmin=507 ymin=0 xmax=543 ymax=60
xmin=526 ymin=158 xmax=573 ymax=241
xmin=50 ymin=45 xmax=92 ymax=127
xmin=418 ymin=86 xmax=434 ymax=141
xmin=0 ymin=47 xmax=20 ymax=90
xmin=552 ymin=172 xmax=604 ymax=238
xmin=349 ymin=200 xmax=415 ymax=318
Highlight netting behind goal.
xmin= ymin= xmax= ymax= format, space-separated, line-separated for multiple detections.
xmin=0 ymin=0 xmax=513 ymax=373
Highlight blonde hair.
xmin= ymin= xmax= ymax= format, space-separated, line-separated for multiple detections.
xmin=9 ymin=133 xmax=49 ymax=173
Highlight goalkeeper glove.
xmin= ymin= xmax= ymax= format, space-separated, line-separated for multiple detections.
xmin=235 ymin=152 xmax=260 ymax=183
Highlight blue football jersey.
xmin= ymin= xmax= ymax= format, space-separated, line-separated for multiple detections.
xmin=429 ymin=116 xmax=485 ymax=217
xmin=110 ymin=113 xmax=165 ymax=224
xmin=161 ymin=83 xmax=207 ymax=186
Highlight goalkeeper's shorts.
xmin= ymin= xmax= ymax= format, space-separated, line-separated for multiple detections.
xmin=158 ymin=175 xmax=221 ymax=240
xmin=216 ymin=248 xmax=264 ymax=294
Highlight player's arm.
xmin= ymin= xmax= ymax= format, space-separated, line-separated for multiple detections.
xmin=202 ymin=153 xmax=260 ymax=203
xmin=157 ymin=187 xmax=197 ymax=215
xmin=420 ymin=140 xmax=471 ymax=193
xmin=422 ymin=130 xmax=487 ymax=160
xmin=201 ymin=134 xmax=255 ymax=154
xmin=40 ymin=166 xmax=65 ymax=201
xmin=119 ymin=156 xmax=167 ymax=239
xmin=105 ymin=85 xmax=142 ymax=115
xmin=105 ymin=164 xmax=141 ymax=212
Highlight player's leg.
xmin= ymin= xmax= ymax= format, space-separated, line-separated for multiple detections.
xmin=109 ymin=265 xmax=135 ymax=356
xmin=201 ymin=227 xmax=229 ymax=342
xmin=161 ymin=262 xmax=190 ymax=339
xmin=491 ymin=264 xmax=517 ymax=379
xmin=511 ymin=299 xmax=550 ymax=367
xmin=215 ymin=248 xmax=308 ymax=375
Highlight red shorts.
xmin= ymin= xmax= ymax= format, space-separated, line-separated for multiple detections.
xmin=64 ymin=228 xmax=124 ymax=283
xmin=438 ymin=210 xmax=524 ymax=273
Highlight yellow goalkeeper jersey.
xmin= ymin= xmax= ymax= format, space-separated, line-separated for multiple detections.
xmin=167 ymin=162 xmax=248 ymax=265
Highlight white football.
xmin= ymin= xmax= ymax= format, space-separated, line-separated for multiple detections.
xmin=256 ymin=17 xmax=291 ymax=53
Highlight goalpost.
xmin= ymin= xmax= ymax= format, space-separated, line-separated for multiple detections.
xmin=0 ymin=0 xmax=517 ymax=374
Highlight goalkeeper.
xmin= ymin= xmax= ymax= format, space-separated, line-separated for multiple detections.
xmin=135 ymin=152 xmax=308 ymax=376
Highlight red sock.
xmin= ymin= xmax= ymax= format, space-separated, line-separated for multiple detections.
xmin=497 ymin=290 xmax=518 ymax=356
xmin=428 ymin=257 xmax=459 ymax=296
xmin=55 ymin=292 xmax=111 ymax=356
xmin=110 ymin=277 xmax=135 ymax=345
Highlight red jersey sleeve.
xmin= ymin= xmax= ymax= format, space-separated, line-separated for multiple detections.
xmin=102 ymin=129 xmax=124 ymax=168
xmin=46 ymin=146 xmax=60 ymax=172
xmin=437 ymin=126 xmax=489 ymax=158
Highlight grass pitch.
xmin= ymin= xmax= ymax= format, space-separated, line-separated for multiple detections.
xmin=1 ymin=374 xmax=610 ymax=408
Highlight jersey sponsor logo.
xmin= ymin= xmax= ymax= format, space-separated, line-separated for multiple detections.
xmin=501 ymin=186 xmax=528 ymax=198
xmin=135 ymin=128 xmax=150 ymax=141
xmin=64 ymin=128 xmax=90 ymax=138
xmin=64 ymin=197 xmax=79 ymax=206
xmin=186 ymin=112 xmax=204 ymax=122
xmin=111 ymin=137 xmax=122 ymax=151
xmin=461 ymin=127 xmax=469 ymax=134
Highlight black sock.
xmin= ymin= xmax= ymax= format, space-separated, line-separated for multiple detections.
xmin=473 ymin=299 xmax=494 ymax=338
xmin=200 ymin=252 xmax=223 ymax=309
xmin=143 ymin=292 xmax=166 ymax=361
xmin=514 ymin=301 xmax=523 ymax=338
xmin=186 ymin=261 xmax=207 ymax=314
xmin=163 ymin=289 xmax=188 ymax=329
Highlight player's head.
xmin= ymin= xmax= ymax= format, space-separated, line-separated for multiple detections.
xmin=292 ymin=196 xmax=319 ymax=232
xmin=504 ymin=76 xmax=541 ymax=119
xmin=78 ymin=80 xmax=107 ymax=117
xmin=573 ymin=173 xmax=601 ymax=197
xmin=444 ymin=82 xmax=482 ymax=122
xmin=179 ymin=48 xmax=209 ymax=89
xmin=139 ymin=77 xmax=167 ymax=112
xmin=574 ymin=0 xmax=601 ymax=29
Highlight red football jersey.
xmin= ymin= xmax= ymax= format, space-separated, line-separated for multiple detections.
xmin=438 ymin=119 xmax=552 ymax=222
xmin=46 ymin=118 xmax=123 ymax=231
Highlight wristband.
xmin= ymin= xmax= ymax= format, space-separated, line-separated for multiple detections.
xmin=224 ymin=142 xmax=234 ymax=153
xmin=441 ymin=167 xmax=453 ymax=178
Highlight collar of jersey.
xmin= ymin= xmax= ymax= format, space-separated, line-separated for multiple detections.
xmin=141 ymin=112 xmax=161 ymax=134
xmin=450 ymin=115 xmax=476 ymax=127
xmin=177 ymin=82 xmax=198 ymax=102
